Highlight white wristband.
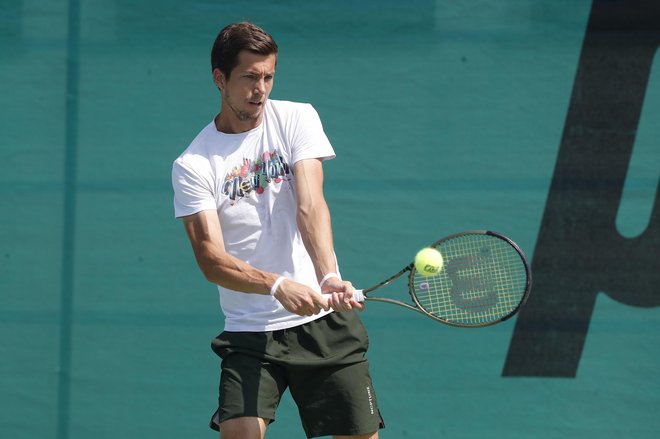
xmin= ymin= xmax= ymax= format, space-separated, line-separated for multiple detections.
xmin=319 ymin=272 xmax=341 ymax=288
xmin=270 ymin=276 xmax=286 ymax=296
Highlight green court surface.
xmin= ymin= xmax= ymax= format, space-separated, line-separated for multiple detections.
xmin=1 ymin=1 xmax=659 ymax=438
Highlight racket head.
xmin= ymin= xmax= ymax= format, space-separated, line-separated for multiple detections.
xmin=408 ymin=230 xmax=531 ymax=327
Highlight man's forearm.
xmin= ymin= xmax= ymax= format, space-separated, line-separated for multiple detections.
xmin=183 ymin=212 xmax=279 ymax=294
xmin=197 ymin=247 xmax=279 ymax=294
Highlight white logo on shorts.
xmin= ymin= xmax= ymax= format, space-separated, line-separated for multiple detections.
xmin=366 ymin=386 xmax=374 ymax=415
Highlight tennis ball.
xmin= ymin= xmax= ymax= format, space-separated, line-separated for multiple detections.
xmin=414 ymin=247 xmax=444 ymax=276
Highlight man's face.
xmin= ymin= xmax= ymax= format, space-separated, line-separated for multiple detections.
xmin=215 ymin=51 xmax=277 ymax=131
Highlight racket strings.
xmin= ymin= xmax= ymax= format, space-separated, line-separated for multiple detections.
xmin=412 ymin=234 xmax=527 ymax=325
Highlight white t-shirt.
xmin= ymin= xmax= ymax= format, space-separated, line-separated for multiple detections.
xmin=172 ymin=99 xmax=336 ymax=332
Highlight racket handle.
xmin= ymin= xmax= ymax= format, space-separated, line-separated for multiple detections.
xmin=322 ymin=289 xmax=365 ymax=303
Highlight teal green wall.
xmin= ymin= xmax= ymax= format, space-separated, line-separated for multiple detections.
xmin=1 ymin=1 xmax=659 ymax=437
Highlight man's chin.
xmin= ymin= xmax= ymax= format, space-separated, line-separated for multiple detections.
xmin=238 ymin=110 xmax=262 ymax=122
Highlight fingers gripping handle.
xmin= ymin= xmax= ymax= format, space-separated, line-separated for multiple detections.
xmin=322 ymin=289 xmax=365 ymax=302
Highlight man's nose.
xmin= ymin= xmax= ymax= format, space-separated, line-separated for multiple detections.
xmin=254 ymin=78 xmax=266 ymax=94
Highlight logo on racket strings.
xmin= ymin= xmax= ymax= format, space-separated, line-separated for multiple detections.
xmin=446 ymin=246 xmax=498 ymax=312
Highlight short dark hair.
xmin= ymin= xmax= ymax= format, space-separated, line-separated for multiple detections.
xmin=211 ymin=22 xmax=278 ymax=78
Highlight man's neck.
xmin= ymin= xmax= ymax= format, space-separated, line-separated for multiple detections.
xmin=214 ymin=108 xmax=262 ymax=134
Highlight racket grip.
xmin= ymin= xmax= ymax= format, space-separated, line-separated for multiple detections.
xmin=322 ymin=289 xmax=365 ymax=303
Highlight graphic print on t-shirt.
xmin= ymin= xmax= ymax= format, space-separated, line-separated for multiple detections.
xmin=222 ymin=150 xmax=291 ymax=204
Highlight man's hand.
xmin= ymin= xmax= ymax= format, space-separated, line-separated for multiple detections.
xmin=321 ymin=277 xmax=364 ymax=312
xmin=273 ymin=279 xmax=330 ymax=316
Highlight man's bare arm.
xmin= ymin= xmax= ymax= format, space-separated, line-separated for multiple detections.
xmin=181 ymin=210 xmax=328 ymax=316
xmin=293 ymin=159 xmax=363 ymax=311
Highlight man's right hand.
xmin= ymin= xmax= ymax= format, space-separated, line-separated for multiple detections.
xmin=273 ymin=279 xmax=330 ymax=316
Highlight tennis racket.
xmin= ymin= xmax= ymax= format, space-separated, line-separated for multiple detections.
xmin=327 ymin=230 xmax=531 ymax=328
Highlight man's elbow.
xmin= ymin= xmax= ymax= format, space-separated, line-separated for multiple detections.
xmin=199 ymin=262 xmax=218 ymax=283
xmin=297 ymin=197 xmax=327 ymax=222
xmin=194 ymin=248 xmax=224 ymax=284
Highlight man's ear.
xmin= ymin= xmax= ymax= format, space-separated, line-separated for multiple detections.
xmin=212 ymin=68 xmax=225 ymax=91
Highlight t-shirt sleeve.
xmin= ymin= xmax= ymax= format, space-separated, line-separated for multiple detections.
xmin=171 ymin=157 xmax=217 ymax=218
xmin=289 ymin=104 xmax=336 ymax=164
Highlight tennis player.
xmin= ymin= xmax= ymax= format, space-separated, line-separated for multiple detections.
xmin=172 ymin=22 xmax=384 ymax=439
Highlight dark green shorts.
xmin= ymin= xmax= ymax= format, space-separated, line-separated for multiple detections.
xmin=209 ymin=311 xmax=385 ymax=438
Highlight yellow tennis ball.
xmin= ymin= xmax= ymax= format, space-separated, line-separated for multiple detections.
xmin=414 ymin=247 xmax=444 ymax=276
